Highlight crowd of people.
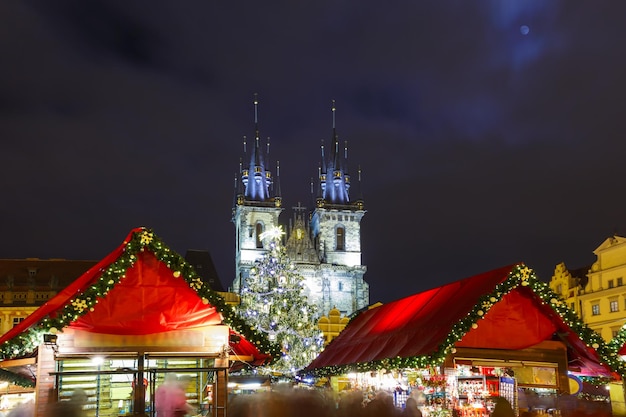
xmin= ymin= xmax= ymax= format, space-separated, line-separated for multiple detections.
xmin=227 ymin=388 xmax=609 ymax=417
xmin=0 ymin=385 xmax=611 ymax=417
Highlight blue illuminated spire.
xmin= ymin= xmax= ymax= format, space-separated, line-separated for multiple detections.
xmin=234 ymin=94 xmax=281 ymax=207
xmin=315 ymin=100 xmax=356 ymax=207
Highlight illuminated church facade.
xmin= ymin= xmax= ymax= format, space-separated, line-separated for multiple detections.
xmin=230 ymin=98 xmax=369 ymax=317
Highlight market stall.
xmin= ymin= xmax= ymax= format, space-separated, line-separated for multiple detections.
xmin=0 ymin=227 xmax=278 ymax=417
xmin=303 ymin=264 xmax=623 ymax=416
xmin=606 ymin=327 xmax=626 ymax=416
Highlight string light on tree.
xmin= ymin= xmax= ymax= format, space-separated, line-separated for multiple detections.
xmin=238 ymin=226 xmax=324 ymax=377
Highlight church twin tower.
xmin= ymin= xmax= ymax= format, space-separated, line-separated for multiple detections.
xmin=230 ymin=97 xmax=370 ymax=317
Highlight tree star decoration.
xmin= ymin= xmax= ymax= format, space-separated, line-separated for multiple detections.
xmin=260 ymin=226 xmax=285 ymax=243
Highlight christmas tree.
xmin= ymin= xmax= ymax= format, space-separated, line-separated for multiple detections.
xmin=238 ymin=226 xmax=325 ymax=376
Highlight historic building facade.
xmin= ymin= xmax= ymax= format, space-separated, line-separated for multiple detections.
xmin=231 ymin=99 xmax=369 ymax=317
xmin=0 ymin=258 xmax=97 ymax=335
xmin=550 ymin=235 xmax=626 ymax=341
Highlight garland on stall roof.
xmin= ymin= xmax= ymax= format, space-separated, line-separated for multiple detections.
xmin=0 ymin=228 xmax=282 ymax=363
xmin=607 ymin=322 xmax=626 ymax=360
xmin=578 ymin=375 xmax=614 ymax=385
xmin=0 ymin=369 xmax=35 ymax=388
xmin=304 ymin=264 xmax=626 ymax=378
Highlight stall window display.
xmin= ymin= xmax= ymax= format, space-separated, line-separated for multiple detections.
xmin=335 ymin=365 xmax=521 ymax=417
xmin=51 ymin=357 xmax=218 ymax=417
xmin=0 ymin=392 xmax=35 ymax=417
xmin=451 ymin=366 xmax=516 ymax=417
xmin=0 ymin=382 xmax=35 ymax=416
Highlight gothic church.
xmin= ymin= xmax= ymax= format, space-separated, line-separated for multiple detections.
xmin=230 ymin=98 xmax=369 ymax=318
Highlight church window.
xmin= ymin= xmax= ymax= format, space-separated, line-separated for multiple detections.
xmin=256 ymin=223 xmax=264 ymax=248
xmin=336 ymin=227 xmax=345 ymax=251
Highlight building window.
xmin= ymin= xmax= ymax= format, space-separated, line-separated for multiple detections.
xmin=338 ymin=282 xmax=343 ymax=291
xmin=619 ymin=277 xmax=623 ymax=287
xmin=608 ymin=280 xmax=614 ymax=289
xmin=256 ymin=223 xmax=264 ymax=248
xmin=556 ymin=284 xmax=562 ymax=294
xmin=613 ymin=328 xmax=620 ymax=338
xmin=610 ymin=300 xmax=619 ymax=312
xmin=336 ymin=227 xmax=345 ymax=251
xmin=591 ymin=304 xmax=600 ymax=316
xmin=570 ymin=302 xmax=575 ymax=311
xmin=12 ymin=317 xmax=24 ymax=327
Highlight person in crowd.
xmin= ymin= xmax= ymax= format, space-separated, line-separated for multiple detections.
xmin=155 ymin=374 xmax=195 ymax=417
xmin=402 ymin=397 xmax=422 ymax=417
xmin=364 ymin=391 xmax=398 ymax=417
xmin=490 ymin=397 xmax=515 ymax=417
xmin=6 ymin=401 xmax=34 ymax=417
xmin=337 ymin=390 xmax=365 ymax=417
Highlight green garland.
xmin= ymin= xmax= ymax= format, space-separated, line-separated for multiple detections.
xmin=0 ymin=368 xmax=35 ymax=388
xmin=0 ymin=228 xmax=282 ymax=363
xmin=608 ymin=322 xmax=626 ymax=360
xmin=305 ymin=264 xmax=626 ymax=378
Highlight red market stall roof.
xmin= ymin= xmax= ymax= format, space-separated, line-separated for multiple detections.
xmin=304 ymin=264 xmax=623 ymax=378
xmin=0 ymin=227 xmax=277 ymax=369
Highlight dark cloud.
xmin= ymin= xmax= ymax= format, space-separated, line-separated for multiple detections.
xmin=1 ymin=1 xmax=626 ymax=303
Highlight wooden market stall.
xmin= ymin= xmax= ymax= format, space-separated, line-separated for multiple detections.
xmin=0 ymin=227 xmax=277 ymax=417
xmin=606 ymin=328 xmax=626 ymax=416
xmin=304 ymin=263 xmax=624 ymax=416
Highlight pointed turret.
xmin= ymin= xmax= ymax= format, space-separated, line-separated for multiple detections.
xmin=273 ymin=160 xmax=282 ymax=208
xmin=315 ymin=101 xmax=361 ymax=209
xmin=234 ymin=94 xmax=280 ymax=208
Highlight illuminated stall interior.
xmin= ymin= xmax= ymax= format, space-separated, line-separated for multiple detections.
xmin=0 ymin=228 xmax=277 ymax=417
xmin=304 ymin=264 xmax=623 ymax=416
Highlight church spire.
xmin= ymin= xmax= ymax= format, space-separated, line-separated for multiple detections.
xmin=234 ymin=94 xmax=280 ymax=207
xmin=316 ymin=100 xmax=358 ymax=207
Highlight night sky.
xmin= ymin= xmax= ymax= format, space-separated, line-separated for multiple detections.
xmin=2 ymin=1 xmax=626 ymax=305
